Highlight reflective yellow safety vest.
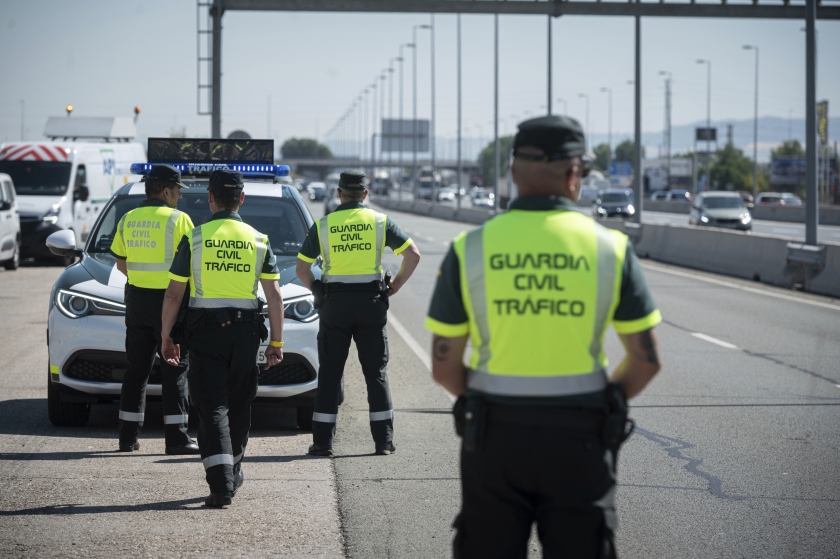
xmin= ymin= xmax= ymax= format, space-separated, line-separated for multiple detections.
xmin=453 ymin=209 xmax=627 ymax=397
xmin=185 ymin=219 xmax=269 ymax=309
xmin=318 ymin=207 xmax=386 ymax=283
xmin=112 ymin=204 xmax=194 ymax=289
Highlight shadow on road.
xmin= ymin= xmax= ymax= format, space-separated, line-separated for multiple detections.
xmin=0 ymin=497 xmax=206 ymax=516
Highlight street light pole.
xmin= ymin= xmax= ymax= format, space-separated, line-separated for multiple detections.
xmin=494 ymin=14 xmax=500 ymax=213
xmin=600 ymin=87 xmax=612 ymax=175
xmin=556 ymin=98 xmax=567 ymax=115
xmin=430 ymin=15 xmax=437 ymax=203
xmin=547 ymin=16 xmax=552 ymax=115
xmin=457 ymin=12 xmax=462 ymax=211
xmin=696 ymin=59 xmax=712 ymax=190
xmin=658 ymin=71 xmax=672 ymax=189
xmin=412 ymin=24 xmax=431 ymax=199
xmin=578 ymin=93 xmax=590 ymax=151
xmin=743 ymin=45 xmax=760 ymax=200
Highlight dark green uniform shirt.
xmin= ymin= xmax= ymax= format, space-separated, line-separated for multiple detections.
xmin=169 ymin=211 xmax=280 ymax=279
xmin=426 ymin=195 xmax=660 ymax=408
xmin=297 ymin=202 xmax=413 ymax=262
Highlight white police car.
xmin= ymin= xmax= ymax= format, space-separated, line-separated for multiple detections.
xmin=45 ymin=140 xmax=333 ymax=431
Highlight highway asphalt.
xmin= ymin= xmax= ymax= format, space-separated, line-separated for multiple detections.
xmin=0 ymin=197 xmax=837 ymax=558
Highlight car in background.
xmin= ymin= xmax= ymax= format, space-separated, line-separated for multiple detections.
xmin=755 ymin=192 xmax=802 ymax=206
xmin=689 ymin=191 xmax=752 ymax=231
xmin=592 ymin=189 xmax=635 ymax=219
xmin=307 ymin=181 xmax=327 ymax=201
xmin=650 ymin=191 xmax=669 ymax=201
xmin=781 ymin=193 xmax=803 ymax=206
xmin=436 ymin=186 xmax=456 ymax=203
xmin=578 ymin=187 xmax=599 ymax=207
xmin=44 ymin=152 xmax=333 ymax=431
xmin=324 ymin=183 xmax=341 ymax=215
xmin=0 ymin=173 xmax=21 ymax=270
xmin=737 ymin=191 xmax=755 ymax=209
xmin=666 ymin=189 xmax=692 ymax=202
xmin=471 ymin=189 xmax=495 ymax=208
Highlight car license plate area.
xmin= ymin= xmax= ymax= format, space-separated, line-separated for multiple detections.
xmin=257 ymin=347 xmax=268 ymax=365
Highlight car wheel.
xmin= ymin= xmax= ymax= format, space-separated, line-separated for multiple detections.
xmin=2 ymin=238 xmax=20 ymax=270
xmin=47 ymin=371 xmax=91 ymax=427
xmin=296 ymin=405 xmax=314 ymax=431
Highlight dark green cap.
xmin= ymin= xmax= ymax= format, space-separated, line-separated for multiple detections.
xmin=513 ymin=115 xmax=586 ymax=161
xmin=339 ymin=170 xmax=367 ymax=190
xmin=208 ymin=169 xmax=244 ymax=189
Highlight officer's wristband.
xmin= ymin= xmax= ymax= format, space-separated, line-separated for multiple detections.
xmin=269 ymin=340 xmax=284 ymax=348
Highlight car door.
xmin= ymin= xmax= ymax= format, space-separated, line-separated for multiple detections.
xmin=0 ymin=180 xmax=12 ymax=259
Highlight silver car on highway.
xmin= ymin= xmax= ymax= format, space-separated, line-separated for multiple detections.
xmin=45 ymin=180 xmax=330 ymax=430
xmin=689 ymin=191 xmax=752 ymax=231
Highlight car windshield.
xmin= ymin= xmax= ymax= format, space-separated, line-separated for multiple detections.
xmin=86 ymin=189 xmax=309 ymax=266
xmin=475 ymin=191 xmax=492 ymax=199
xmin=0 ymin=161 xmax=72 ymax=196
xmin=601 ymin=192 xmax=631 ymax=203
xmin=759 ymin=194 xmax=781 ymax=201
xmin=703 ymin=196 xmax=744 ymax=209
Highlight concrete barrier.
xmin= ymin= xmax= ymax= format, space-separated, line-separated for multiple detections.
xmin=750 ymin=204 xmax=840 ymax=226
xmin=642 ymin=200 xmax=691 ymax=214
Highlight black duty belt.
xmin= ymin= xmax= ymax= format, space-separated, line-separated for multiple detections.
xmin=486 ymin=404 xmax=605 ymax=434
xmin=325 ymin=281 xmax=382 ymax=293
xmin=188 ymin=308 xmax=263 ymax=323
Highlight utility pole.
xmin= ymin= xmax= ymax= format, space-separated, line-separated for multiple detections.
xmin=578 ymin=93 xmax=590 ymax=151
xmin=430 ymin=15 xmax=437 ymax=203
xmin=494 ymin=14 xmax=500 ymax=213
xmin=547 ymin=16 xmax=552 ymax=115
xmin=210 ymin=0 xmax=222 ymax=137
xmin=659 ymin=71 xmax=672 ymax=189
xmin=633 ymin=15 xmax=643 ymax=224
xmin=805 ymin=0 xmax=817 ymax=245
xmin=600 ymin=87 xmax=613 ymax=177
xmin=457 ymin=13 xmax=463 ymax=211
xmin=743 ymin=45 xmax=760 ymax=200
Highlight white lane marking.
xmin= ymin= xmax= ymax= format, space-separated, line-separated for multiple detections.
xmin=387 ymin=311 xmax=457 ymax=402
xmin=387 ymin=312 xmax=431 ymax=371
xmin=641 ymin=263 xmax=840 ymax=312
xmin=691 ymin=332 xmax=739 ymax=349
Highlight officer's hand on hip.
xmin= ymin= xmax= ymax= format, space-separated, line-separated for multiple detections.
xmin=161 ymin=336 xmax=181 ymax=367
xmin=263 ymin=346 xmax=283 ymax=370
xmin=388 ymin=279 xmax=402 ymax=297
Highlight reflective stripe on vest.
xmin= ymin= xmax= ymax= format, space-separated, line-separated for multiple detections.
xmin=188 ymin=220 xmax=267 ymax=309
xmin=120 ymin=207 xmax=185 ymax=284
xmin=318 ymin=208 xmax=386 ymax=283
xmin=456 ymin=210 xmax=626 ymax=397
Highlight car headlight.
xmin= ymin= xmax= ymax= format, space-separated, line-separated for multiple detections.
xmin=55 ymin=289 xmax=126 ymax=319
xmin=42 ymin=205 xmax=61 ymax=224
xmin=597 ymin=206 xmax=606 ymax=214
xmin=741 ymin=213 xmax=752 ymax=224
xmin=283 ymin=295 xmax=318 ymax=323
xmin=700 ymin=214 xmax=709 ymax=223
xmin=626 ymin=204 xmax=635 ymax=215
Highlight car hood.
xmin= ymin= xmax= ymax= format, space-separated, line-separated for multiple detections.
xmin=704 ymin=207 xmax=746 ymax=219
xmin=54 ymin=254 xmax=317 ymax=306
xmin=599 ymin=201 xmax=632 ymax=209
xmin=17 ymin=194 xmax=65 ymax=218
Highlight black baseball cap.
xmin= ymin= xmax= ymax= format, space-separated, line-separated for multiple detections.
xmin=339 ymin=170 xmax=367 ymax=190
xmin=141 ymin=164 xmax=188 ymax=188
xmin=513 ymin=115 xmax=586 ymax=161
xmin=208 ymin=169 xmax=244 ymax=189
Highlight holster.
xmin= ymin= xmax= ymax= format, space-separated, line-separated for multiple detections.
xmin=602 ymin=382 xmax=635 ymax=472
xmin=311 ymin=279 xmax=325 ymax=310
xmin=461 ymin=395 xmax=487 ymax=453
xmin=380 ymin=270 xmax=392 ymax=309
xmin=257 ymin=298 xmax=268 ymax=342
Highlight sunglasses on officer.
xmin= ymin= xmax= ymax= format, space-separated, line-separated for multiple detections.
xmin=513 ymin=150 xmax=592 ymax=178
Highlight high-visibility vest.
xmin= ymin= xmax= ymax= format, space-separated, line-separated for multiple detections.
xmin=185 ymin=219 xmax=269 ymax=309
xmin=317 ymin=207 xmax=386 ymax=283
xmin=112 ymin=205 xmax=193 ymax=289
xmin=453 ymin=209 xmax=627 ymax=397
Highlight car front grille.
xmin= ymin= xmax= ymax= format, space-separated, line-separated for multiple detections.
xmin=259 ymin=354 xmax=315 ymax=386
xmin=714 ymin=219 xmax=740 ymax=225
xmin=64 ymin=351 xmax=161 ymax=384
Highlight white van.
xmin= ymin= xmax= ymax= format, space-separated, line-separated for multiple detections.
xmin=0 ymin=117 xmax=145 ymax=262
xmin=0 ymin=173 xmax=21 ymax=270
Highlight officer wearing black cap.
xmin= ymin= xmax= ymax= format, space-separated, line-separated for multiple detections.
xmin=110 ymin=164 xmax=199 ymax=455
xmin=425 ymin=116 xmax=663 ymax=558
xmin=161 ymin=168 xmax=285 ymax=508
xmin=296 ymin=170 xmax=421 ymax=456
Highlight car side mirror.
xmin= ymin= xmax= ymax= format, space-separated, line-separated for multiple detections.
xmin=46 ymin=230 xmax=80 ymax=257
xmin=73 ymin=185 xmax=90 ymax=202
xmin=0 ymin=201 xmax=10 ymax=211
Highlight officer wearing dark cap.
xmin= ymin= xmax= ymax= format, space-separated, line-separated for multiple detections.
xmin=425 ymin=116 xmax=663 ymax=558
xmin=296 ymin=170 xmax=421 ymax=456
xmin=161 ymin=168 xmax=285 ymax=507
xmin=110 ymin=164 xmax=199 ymax=455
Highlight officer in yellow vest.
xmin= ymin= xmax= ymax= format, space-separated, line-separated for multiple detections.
xmin=160 ymin=169 xmax=285 ymax=508
xmin=296 ymin=170 xmax=421 ymax=456
xmin=426 ymin=116 xmax=663 ymax=558
xmin=110 ymin=164 xmax=199 ymax=455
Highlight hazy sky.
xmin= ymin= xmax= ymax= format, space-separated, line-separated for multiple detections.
xmin=1 ymin=0 xmax=838 ymax=159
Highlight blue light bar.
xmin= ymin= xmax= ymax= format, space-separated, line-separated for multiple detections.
xmin=130 ymin=162 xmax=290 ymax=178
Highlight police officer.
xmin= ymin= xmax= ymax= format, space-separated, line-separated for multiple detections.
xmin=425 ymin=116 xmax=663 ymax=558
xmin=296 ymin=170 xmax=421 ymax=456
xmin=110 ymin=164 xmax=199 ymax=455
xmin=160 ymin=169 xmax=285 ymax=508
